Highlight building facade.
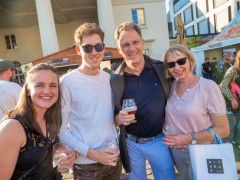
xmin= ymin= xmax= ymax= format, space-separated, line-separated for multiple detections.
xmin=0 ymin=0 xmax=169 ymax=66
xmin=166 ymin=0 xmax=240 ymax=47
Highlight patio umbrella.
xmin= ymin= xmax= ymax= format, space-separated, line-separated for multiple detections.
xmin=176 ymin=14 xmax=187 ymax=46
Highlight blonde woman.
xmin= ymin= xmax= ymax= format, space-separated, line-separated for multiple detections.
xmin=163 ymin=44 xmax=229 ymax=180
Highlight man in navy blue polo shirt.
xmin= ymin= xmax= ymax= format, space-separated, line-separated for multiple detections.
xmin=111 ymin=22 xmax=176 ymax=180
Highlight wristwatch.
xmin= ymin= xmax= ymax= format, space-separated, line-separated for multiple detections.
xmin=191 ymin=133 xmax=197 ymax=144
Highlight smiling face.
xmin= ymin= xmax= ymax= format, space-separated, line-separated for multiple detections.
xmin=27 ymin=70 xmax=59 ymax=113
xmin=166 ymin=50 xmax=192 ymax=80
xmin=77 ymin=34 xmax=105 ymax=74
xmin=117 ymin=29 xmax=144 ymax=67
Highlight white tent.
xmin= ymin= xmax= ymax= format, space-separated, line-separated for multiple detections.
xmin=191 ymin=10 xmax=240 ymax=76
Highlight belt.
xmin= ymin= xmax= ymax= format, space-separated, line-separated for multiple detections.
xmin=125 ymin=133 xmax=162 ymax=144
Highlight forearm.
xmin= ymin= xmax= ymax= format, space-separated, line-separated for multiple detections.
xmin=60 ymin=128 xmax=90 ymax=157
xmin=193 ymin=129 xmax=215 ymax=144
xmin=194 ymin=115 xmax=229 ymax=144
xmin=114 ymin=114 xmax=122 ymax=126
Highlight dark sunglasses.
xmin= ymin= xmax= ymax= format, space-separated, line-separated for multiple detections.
xmin=81 ymin=43 xmax=105 ymax=53
xmin=166 ymin=57 xmax=187 ymax=68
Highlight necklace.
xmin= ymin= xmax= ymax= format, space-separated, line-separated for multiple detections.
xmin=176 ymin=76 xmax=199 ymax=96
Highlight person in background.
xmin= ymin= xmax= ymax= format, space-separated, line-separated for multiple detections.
xmin=0 ymin=63 xmax=76 ymax=179
xmin=111 ymin=21 xmax=176 ymax=180
xmin=60 ymin=23 xmax=122 ymax=179
xmin=102 ymin=67 xmax=111 ymax=74
xmin=222 ymin=52 xmax=235 ymax=76
xmin=201 ymin=58 xmax=211 ymax=79
xmin=110 ymin=62 xmax=120 ymax=77
xmin=0 ymin=59 xmax=22 ymax=119
xmin=210 ymin=57 xmax=218 ymax=82
xmin=217 ymin=58 xmax=224 ymax=84
xmin=163 ymin=44 xmax=229 ymax=180
xmin=220 ymin=50 xmax=240 ymax=148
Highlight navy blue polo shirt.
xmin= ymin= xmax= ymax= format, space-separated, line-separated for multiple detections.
xmin=123 ymin=60 xmax=166 ymax=138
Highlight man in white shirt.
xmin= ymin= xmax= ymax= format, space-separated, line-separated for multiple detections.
xmin=60 ymin=23 xmax=122 ymax=179
xmin=0 ymin=59 xmax=22 ymax=119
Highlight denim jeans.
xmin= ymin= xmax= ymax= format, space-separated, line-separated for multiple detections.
xmin=233 ymin=110 xmax=240 ymax=144
xmin=170 ymin=147 xmax=194 ymax=180
xmin=73 ymin=161 xmax=122 ymax=180
xmin=223 ymin=113 xmax=237 ymax=143
xmin=126 ymin=133 xmax=176 ymax=180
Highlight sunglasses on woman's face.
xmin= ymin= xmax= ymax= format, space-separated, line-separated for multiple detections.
xmin=81 ymin=43 xmax=105 ymax=53
xmin=166 ymin=57 xmax=187 ymax=69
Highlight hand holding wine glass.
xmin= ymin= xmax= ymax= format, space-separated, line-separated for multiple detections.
xmin=122 ymin=99 xmax=137 ymax=123
xmin=104 ymin=137 xmax=119 ymax=166
xmin=52 ymin=142 xmax=71 ymax=172
xmin=162 ymin=121 xmax=176 ymax=135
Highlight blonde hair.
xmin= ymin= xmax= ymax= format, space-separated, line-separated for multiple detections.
xmin=234 ymin=50 xmax=240 ymax=69
xmin=163 ymin=44 xmax=196 ymax=78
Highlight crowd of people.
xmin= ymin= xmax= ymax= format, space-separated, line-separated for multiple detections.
xmin=0 ymin=21 xmax=238 ymax=180
xmin=201 ymin=52 xmax=236 ymax=84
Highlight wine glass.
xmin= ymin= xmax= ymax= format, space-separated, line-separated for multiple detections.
xmin=52 ymin=142 xmax=71 ymax=172
xmin=104 ymin=137 xmax=119 ymax=166
xmin=162 ymin=122 xmax=176 ymax=135
xmin=122 ymin=99 xmax=137 ymax=123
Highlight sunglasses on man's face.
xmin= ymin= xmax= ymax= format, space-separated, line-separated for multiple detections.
xmin=166 ymin=57 xmax=187 ymax=69
xmin=81 ymin=43 xmax=105 ymax=53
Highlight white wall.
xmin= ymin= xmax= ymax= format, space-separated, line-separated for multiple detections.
xmin=0 ymin=0 xmax=170 ymax=64
xmin=112 ymin=1 xmax=170 ymax=60
xmin=0 ymin=26 xmax=42 ymax=64
xmin=0 ymin=18 xmax=97 ymax=64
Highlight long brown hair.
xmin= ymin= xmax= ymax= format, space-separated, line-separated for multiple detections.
xmin=6 ymin=63 xmax=62 ymax=136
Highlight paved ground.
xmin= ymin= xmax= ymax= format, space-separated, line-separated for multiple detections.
xmin=62 ymin=161 xmax=154 ymax=180
xmin=62 ymin=161 xmax=240 ymax=180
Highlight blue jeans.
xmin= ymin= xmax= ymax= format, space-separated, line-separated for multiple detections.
xmin=126 ymin=133 xmax=176 ymax=180
xmin=170 ymin=147 xmax=194 ymax=180
xmin=202 ymin=72 xmax=211 ymax=79
xmin=233 ymin=110 xmax=240 ymax=144
xmin=223 ymin=113 xmax=237 ymax=143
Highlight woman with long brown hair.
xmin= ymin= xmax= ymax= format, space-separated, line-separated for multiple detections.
xmin=0 ymin=63 xmax=76 ymax=179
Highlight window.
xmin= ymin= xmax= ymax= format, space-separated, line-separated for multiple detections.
xmin=4 ymin=34 xmax=17 ymax=50
xmin=184 ymin=6 xmax=193 ymax=24
xmin=131 ymin=8 xmax=146 ymax=26
xmin=214 ymin=0 xmax=228 ymax=8
xmin=197 ymin=19 xmax=209 ymax=35
xmin=215 ymin=8 xmax=230 ymax=32
xmin=143 ymin=49 xmax=150 ymax=55
xmin=196 ymin=0 xmax=208 ymax=18
xmin=186 ymin=26 xmax=195 ymax=36
xmin=173 ymin=0 xmax=190 ymax=13
xmin=168 ymin=22 xmax=174 ymax=38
